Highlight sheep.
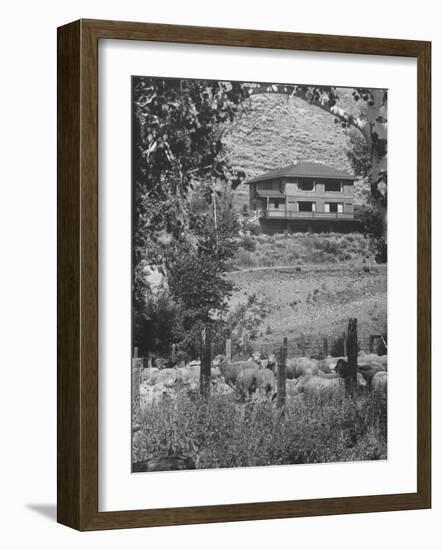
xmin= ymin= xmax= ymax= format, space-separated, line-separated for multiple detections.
xmin=213 ymin=354 xmax=276 ymax=397
xmin=236 ymin=366 xmax=276 ymax=398
xmin=212 ymin=355 xmax=252 ymax=388
xmin=372 ymin=371 xmax=387 ymax=394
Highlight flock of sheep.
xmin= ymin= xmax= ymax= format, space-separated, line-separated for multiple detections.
xmin=138 ymin=351 xmax=387 ymax=408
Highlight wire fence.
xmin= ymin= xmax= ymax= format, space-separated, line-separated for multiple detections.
xmin=132 ymin=317 xmax=386 ymax=410
xmin=137 ymin=329 xmax=387 ymax=369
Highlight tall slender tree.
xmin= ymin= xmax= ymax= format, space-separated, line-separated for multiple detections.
xmin=132 ymin=77 xmax=249 ymax=351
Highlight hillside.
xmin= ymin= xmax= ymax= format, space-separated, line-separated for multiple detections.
xmin=226 ymin=263 xmax=387 ymax=355
xmin=217 ymin=89 xmax=383 ymax=354
xmin=222 ymin=88 xmax=368 ymax=213
xmin=229 ymin=232 xmax=375 ymax=270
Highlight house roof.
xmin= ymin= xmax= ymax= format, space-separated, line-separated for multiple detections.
xmin=244 ymin=161 xmax=355 ymax=184
xmin=255 ymin=189 xmax=285 ymax=197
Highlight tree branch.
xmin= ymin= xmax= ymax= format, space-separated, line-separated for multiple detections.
xmin=248 ymin=83 xmax=369 ymax=140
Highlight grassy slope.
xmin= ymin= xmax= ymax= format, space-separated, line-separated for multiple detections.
xmin=219 ymin=90 xmax=385 ymax=350
xmin=230 ymin=232 xmax=376 ymax=270
xmin=226 ymin=263 xmax=387 ymax=351
xmin=224 ymin=233 xmax=386 ymax=353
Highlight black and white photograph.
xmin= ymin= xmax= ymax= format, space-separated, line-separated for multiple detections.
xmin=131 ymin=75 xmax=388 ymax=473
xmin=1 ymin=0 xmax=436 ymax=542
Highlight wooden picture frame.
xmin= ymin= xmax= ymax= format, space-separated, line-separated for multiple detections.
xmin=57 ymin=19 xmax=431 ymax=531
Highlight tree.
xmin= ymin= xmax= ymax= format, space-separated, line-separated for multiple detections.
xmin=165 ymin=183 xmax=240 ymax=358
xmin=133 ymin=77 xmax=249 ymax=258
xmin=246 ymin=83 xmax=388 ymax=263
xmin=214 ymin=293 xmax=271 ymax=358
xmin=132 ymin=77 xmax=250 ymax=352
xmin=247 ymin=83 xmax=388 ymax=211
xmin=356 ymin=204 xmax=387 ymax=263
xmin=346 ymin=127 xmax=371 ymax=180
xmin=344 ymin=126 xmax=387 ymax=263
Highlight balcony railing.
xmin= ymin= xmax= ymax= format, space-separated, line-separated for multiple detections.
xmin=258 ymin=209 xmax=354 ymax=220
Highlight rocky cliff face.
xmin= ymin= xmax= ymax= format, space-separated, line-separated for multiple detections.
xmin=223 ymin=89 xmax=365 ymax=212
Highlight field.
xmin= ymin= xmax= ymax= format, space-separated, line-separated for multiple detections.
xmin=132 ymin=231 xmax=388 ymax=472
xmin=131 ymin=81 xmax=388 ymax=473
xmin=225 ymin=232 xmax=387 ymax=354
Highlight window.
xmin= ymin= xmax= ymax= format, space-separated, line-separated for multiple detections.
xmin=270 ymin=199 xmax=284 ymax=209
xmin=324 ymin=180 xmax=342 ymax=192
xmin=325 ymin=202 xmax=343 ymax=213
xmin=298 ymin=178 xmax=314 ymax=191
xmin=298 ymin=201 xmax=315 ymax=212
xmin=259 ymin=181 xmax=274 ymax=191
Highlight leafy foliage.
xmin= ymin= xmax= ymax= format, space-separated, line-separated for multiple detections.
xmin=133 ymin=389 xmax=387 ymax=468
xmin=346 ymin=128 xmax=371 ymax=180
xmin=133 ymin=77 xmax=249 ymax=261
xmin=213 ymin=293 xmax=271 ymax=357
xmin=132 ymin=77 xmax=250 ymax=352
xmin=229 ymin=232 xmax=375 ymax=270
xmin=247 ymin=83 xmax=388 ymax=254
xmin=356 ymin=205 xmax=387 ymax=263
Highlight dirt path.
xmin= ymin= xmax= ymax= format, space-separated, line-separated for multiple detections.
xmin=227 ymin=263 xmax=383 ymax=275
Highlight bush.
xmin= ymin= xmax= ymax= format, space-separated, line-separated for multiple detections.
xmin=240 ymin=233 xmax=257 ymax=252
xmin=243 ymin=222 xmax=262 ymax=236
xmin=229 ymin=231 xmax=376 ymax=270
xmin=237 ymin=248 xmax=254 ymax=268
xmin=133 ymin=390 xmax=387 ymax=468
xmin=355 ymin=205 xmax=387 ymax=264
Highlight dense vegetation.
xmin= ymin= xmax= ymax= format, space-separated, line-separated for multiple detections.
xmin=226 ymin=91 xmax=387 ymax=262
xmin=133 ymin=389 xmax=387 ymax=468
xmin=132 ymin=77 xmax=249 ymax=356
xmin=132 ymin=78 xmax=388 ymax=366
xmin=230 ymin=232 xmax=376 ymax=270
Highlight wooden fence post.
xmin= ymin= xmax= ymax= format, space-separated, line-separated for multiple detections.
xmin=300 ymin=333 xmax=306 ymax=357
xmin=323 ymin=337 xmax=328 ymax=357
xmin=200 ymin=328 xmax=211 ymax=400
xmin=171 ymin=343 xmax=176 ymax=365
xmin=225 ymin=338 xmax=232 ymax=362
xmin=277 ymin=337 xmax=288 ymax=408
xmin=346 ymin=319 xmax=358 ymax=398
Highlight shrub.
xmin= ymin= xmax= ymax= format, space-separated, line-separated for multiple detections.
xmin=133 ymin=391 xmax=387 ymax=468
xmin=355 ymin=205 xmax=387 ymax=264
xmin=237 ymin=248 xmax=254 ymax=268
xmin=244 ymin=222 xmax=262 ymax=236
xmin=240 ymin=234 xmax=257 ymax=252
xmin=229 ymin=232 xmax=376 ymax=270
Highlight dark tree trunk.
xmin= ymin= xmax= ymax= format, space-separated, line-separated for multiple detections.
xmin=346 ymin=318 xmax=358 ymax=398
xmin=200 ymin=327 xmax=211 ymax=400
xmin=277 ymin=337 xmax=288 ymax=408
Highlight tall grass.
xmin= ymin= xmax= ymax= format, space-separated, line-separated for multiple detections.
xmin=231 ymin=232 xmax=375 ymax=270
xmin=133 ymin=389 xmax=387 ymax=469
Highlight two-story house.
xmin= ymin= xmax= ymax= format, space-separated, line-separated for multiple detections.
xmin=245 ymin=161 xmax=359 ymax=234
